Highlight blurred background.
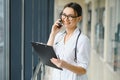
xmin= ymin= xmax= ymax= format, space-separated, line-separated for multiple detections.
xmin=0 ymin=0 xmax=120 ymax=80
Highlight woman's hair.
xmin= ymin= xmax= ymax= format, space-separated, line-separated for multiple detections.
xmin=63 ymin=2 xmax=82 ymax=17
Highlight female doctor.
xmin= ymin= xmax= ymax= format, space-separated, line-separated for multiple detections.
xmin=47 ymin=2 xmax=90 ymax=80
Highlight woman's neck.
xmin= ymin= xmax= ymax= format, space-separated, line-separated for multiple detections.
xmin=64 ymin=27 xmax=77 ymax=44
xmin=65 ymin=27 xmax=77 ymax=35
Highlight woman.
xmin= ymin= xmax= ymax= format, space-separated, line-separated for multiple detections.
xmin=47 ymin=2 xmax=90 ymax=80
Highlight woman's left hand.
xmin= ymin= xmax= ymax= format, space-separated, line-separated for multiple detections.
xmin=50 ymin=58 xmax=86 ymax=74
xmin=50 ymin=58 xmax=66 ymax=68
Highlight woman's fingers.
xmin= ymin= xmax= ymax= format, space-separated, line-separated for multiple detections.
xmin=50 ymin=58 xmax=62 ymax=68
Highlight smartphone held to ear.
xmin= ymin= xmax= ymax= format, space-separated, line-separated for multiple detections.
xmin=57 ymin=19 xmax=63 ymax=28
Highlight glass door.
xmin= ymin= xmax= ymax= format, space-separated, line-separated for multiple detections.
xmin=0 ymin=0 xmax=10 ymax=80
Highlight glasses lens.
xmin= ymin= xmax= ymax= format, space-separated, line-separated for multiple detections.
xmin=61 ymin=14 xmax=66 ymax=19
xmin=61 ymin=13 xmax=78 ymax=20
xmin=68 ymin=16 xmax=73 ymax=21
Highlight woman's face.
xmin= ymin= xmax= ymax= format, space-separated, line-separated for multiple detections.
xmin=61 ymin=7 xmax=81 ymax=29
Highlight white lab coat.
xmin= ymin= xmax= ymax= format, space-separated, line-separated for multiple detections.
xmin=45 ymin=27 xmax=90 ymax=80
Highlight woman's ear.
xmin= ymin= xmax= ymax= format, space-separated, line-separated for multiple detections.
xmin=78 ymin=16 xmax=82 ymax=22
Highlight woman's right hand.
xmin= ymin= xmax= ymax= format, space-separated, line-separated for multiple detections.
xmin=47 ymin=19 xmax=63 ymax=46
xmin=51 ymin=19 xmax=63 ymax=35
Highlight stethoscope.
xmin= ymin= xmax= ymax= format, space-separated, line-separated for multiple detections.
xmin=55 ymin=29 xmax=81 ymax=63
xmin=74 ymin=29 xmax=81 ymax=63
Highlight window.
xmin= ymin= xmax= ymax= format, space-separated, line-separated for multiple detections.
xmin=107 ymin=0 xmax=120 ymax=72
xmin=94 ymin=0 xmax=105 ymax=58
xmin=0 ymin=0 xmax=9 ymax=80
xmin=87 ymin=2 xmax=92 ymax=39
xmin=0 ymin=0 xmax=4 ymax=79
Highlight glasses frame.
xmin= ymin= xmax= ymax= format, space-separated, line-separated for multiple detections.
xmin=60 ymin=13 xmax=78 ymax=21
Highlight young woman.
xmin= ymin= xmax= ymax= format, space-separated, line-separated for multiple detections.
xmin=47 ymin=2 xmax=90 ymax=80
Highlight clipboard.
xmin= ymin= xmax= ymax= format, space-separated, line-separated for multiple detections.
xmin=31 ymin=42 xmax=62 ymax=70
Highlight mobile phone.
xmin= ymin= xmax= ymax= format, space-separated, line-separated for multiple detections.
xmin=57 ymin=19 xmax=63 ymax=28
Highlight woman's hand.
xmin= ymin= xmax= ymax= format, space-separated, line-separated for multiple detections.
xmin=50 ymin=58 xmax=86 ymax=75
xmin=50 ymin=58 xmax=66 ymax=68
xmin=47 ymin=19 xmax=63 ymax=46
xmin=51 ymin=19 xmax=63 ymax=35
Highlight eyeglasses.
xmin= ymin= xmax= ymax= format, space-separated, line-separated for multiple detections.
xmin=61 ymin=13 xmax=78 ymax=21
